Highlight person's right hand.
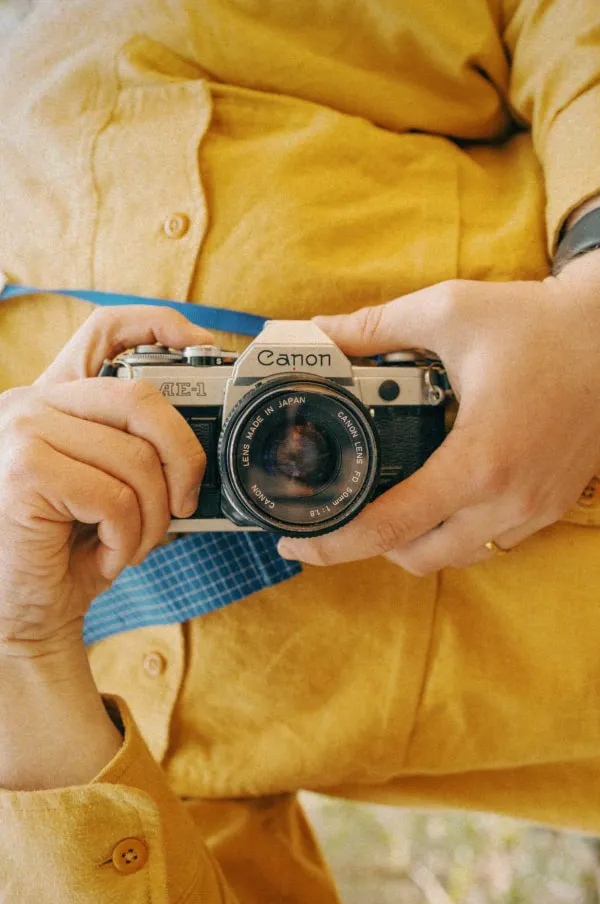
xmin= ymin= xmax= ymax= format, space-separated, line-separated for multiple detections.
xmin=0 ymin=306 xmax=212 ymax=653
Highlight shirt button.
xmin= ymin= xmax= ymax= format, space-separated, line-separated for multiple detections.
xmin=143 ymin=651 xmax=167 ymax=677
xmin=577 ymin=475 xmax=599 ymax=507
xmin=163 ymin=212 xmax=190 ymax=239
xmin=111 ymin=838 xmax=148 ymax=874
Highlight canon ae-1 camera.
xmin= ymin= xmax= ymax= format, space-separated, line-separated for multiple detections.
xmin=101 ymin=321 xmax=451 ymax=537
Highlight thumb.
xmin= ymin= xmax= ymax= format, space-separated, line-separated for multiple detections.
xmin=313 ymin=283 xmax=453 ymax=357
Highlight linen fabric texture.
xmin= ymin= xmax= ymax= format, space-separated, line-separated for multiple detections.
xmin=0 ymin=1 xmax=600 ymax=901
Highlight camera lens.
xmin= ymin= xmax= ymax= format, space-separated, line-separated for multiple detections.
xmin=218 ymin=375 xmax=379 ymax=537
xmin=262 ymin=418 xmax=340 ymax=495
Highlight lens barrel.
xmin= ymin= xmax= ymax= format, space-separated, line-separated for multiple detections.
xmin=218 ymin=375 xmax=379 ymax=537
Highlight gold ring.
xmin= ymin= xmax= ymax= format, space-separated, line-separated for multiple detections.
xmin=485 ymin=540 xmax=510 ymax=556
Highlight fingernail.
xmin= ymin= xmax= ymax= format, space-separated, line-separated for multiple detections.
xmin=181 ymin=485 xmax=201 ymax=517
xmin=278 ymin=540 xmax=297 ymax=559
xmin=99 ymin=549 xmax=126 ymax=582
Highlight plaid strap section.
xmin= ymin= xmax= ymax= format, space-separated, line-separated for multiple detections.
xmin=83 ymin=532 xmax=301 ymax=646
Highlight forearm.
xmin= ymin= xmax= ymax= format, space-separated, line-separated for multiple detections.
xmin=0 ymin=640 xmax=123 ymax=790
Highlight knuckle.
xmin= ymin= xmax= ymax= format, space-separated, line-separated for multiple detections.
xmin=0 ymin=391 xmax=46 ymax=483
xmin=108 ymin=482 xmax=137 ymax=517
xmin=2 ymin=437 xmax=43 ymax=487
xmin=128 ymin=437 xmax=159 ymax=472
xmin=476 ymin=457 xmax=513 ymax=500
xmin=185 ymin=439 xmax=206 ymax=474
xmin=435 ymin=279 xmax=466 ymax=318
xmin=3 ymin=409 xmax=39 ymax=439
xmin=513 ymin=484 xmax=549 ymax=523
xmin=0 ymin=387 xmax=41 ymax=429
xmin=87 ymin=308 xmax=136 ymax=362
xmin=368 ymin=517 xmax=408 ymax=554
xmin=130 ymin=378 xmax=161 ymax=407
xmin=513 ymin=490 xmax=539 ymax=523
xmin=356 ymin=304 xmax=387 ymax=346
xmin=0 ymin=385 xmax=30 ymax=411
xmin=86 ymin=306 xmax=122 ymax=347
xmin=88 ymin=305 xmax=121 ymax=330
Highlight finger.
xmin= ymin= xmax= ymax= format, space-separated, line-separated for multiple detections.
xmin=38 ymin=378 xmax=205 ymax=518
xmin=13 ymin=441 xmax=142 ymax=581
xmin=37 ymin=305 xmax=214 ymax=384
xmin=278 ymin=428 xmax=480 ymax=566
xmin=312 ymin=281 xmax=466 ymax=357
xmin=36 ymin=407 xmax=170 ymax=564
xmin=384 ymin=502 xmax=554 ymax=575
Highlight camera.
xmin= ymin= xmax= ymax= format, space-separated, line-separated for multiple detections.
xmin=101 ymin=320 xmax=451 ymax=537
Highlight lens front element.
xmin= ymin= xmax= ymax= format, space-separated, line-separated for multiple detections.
xmin=219 ymin=376 xmax=379 ymax=536
xmin=262 ymin=418 xmax=339 ymax=496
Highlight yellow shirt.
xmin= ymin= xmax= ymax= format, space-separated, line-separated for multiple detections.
xmin=1 ymin=1 xmax=600 ymax=901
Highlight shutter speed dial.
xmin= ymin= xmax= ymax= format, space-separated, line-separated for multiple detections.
xmin=120 ymin=345 xmax=239 ymax=367
xmin=182 ymin=345 xmax=240 ymax=367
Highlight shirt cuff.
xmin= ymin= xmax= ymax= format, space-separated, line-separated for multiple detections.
xmin=542 ymin=86 xmax=600 ymax=255
xmin=0 ymin=694 xmax=231 ymax=904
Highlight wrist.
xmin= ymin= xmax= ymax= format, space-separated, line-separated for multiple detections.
xmin=0 ymin=617 xmax=85 ymax=663
xmin=0 ymin=634 xmax=89 ymax=685
xmin=0 ymin=639 xmax=123 ymax=790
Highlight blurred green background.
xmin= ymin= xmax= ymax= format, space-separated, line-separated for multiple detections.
xmin=302 ymin=794 xmax=600 ymax=903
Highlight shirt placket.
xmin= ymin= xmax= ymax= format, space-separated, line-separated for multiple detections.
xmin=89 ymin=622 xmax=186 ymax=764
xmin=91 ymin=69 xmax=212 ymax=302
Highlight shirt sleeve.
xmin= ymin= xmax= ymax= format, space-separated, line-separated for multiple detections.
xmin=503 ymin=0 xmax=600 ymax=252
xmin=0 ymin=695 xmax=238 ymax=904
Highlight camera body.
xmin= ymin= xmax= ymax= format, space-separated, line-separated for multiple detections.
xmin=105 ymin=321 xmax=450 ymax=537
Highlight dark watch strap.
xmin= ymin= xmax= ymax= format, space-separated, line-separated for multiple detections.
xmin=553 ymin=206 xmax=600 ymax=275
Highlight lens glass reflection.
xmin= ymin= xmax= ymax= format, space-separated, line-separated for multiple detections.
xmin=262 ymin=417 xmax=339 ymax=497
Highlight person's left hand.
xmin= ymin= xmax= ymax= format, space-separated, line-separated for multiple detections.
xmin=278 ymin=250 xmax=600 ymax=575
xmin=0 ymin=306 xmax=213 ymax=653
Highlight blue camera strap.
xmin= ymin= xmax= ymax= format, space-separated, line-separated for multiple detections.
xmin=0 ymin=282 xmax=268 ymax=336
xmin=0 ymin=282 xmax=301 ymax=646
